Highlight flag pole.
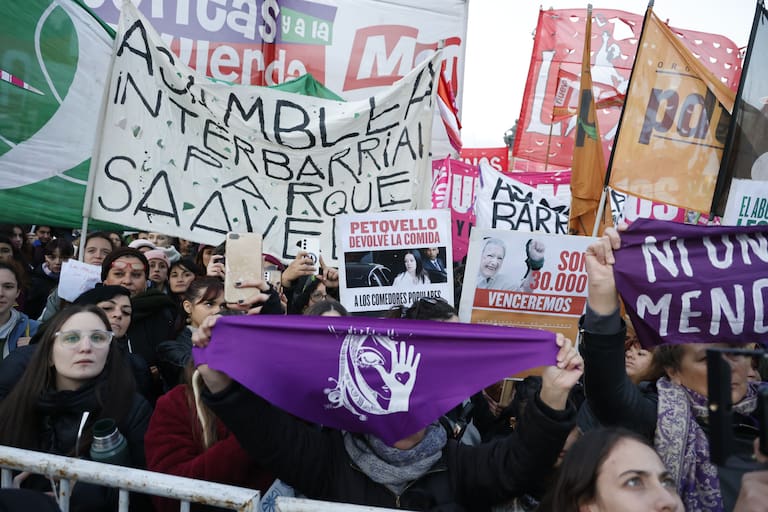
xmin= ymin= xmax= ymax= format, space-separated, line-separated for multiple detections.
xmin=708 ymin=0 xmax=764 ymax=219
xmin=600 ymin=1 xmax=654 ymax=194
xmin=78 ymin=19 xmax=120 ymax=261
xmin=544 ymin=66 xmax=559 ymax=172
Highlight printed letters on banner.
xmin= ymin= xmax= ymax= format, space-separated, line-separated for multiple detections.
xmin=613 ymin=218 xmax=768 ymax=346
xmin=608 ymin=11 xmax=735 ymax=214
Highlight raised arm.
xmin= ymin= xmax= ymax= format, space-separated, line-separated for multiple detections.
xmin=581 ymin=228 xmax=657 ymax=437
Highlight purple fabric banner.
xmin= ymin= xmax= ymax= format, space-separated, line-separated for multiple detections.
xmin=193 ymin=315 xmax=556 ymax=445
xmin=613 ymin=218 xmax=768 ymax=347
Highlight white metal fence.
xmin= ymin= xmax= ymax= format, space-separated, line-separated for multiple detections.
xmin=0 ymin=445 xmax=259 ymax=512
xmin=0 ymin=446 xmax=400 ymax=512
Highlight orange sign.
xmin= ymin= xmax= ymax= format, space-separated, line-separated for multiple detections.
xmin=609 ymin=11 xmax=736 ymax=214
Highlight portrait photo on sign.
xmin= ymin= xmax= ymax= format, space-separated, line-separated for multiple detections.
xmin=459 ymin=228 xmax=596 ymax=340
xmin=337 ymin=210 xmax=453 ymax=314
xmin=344 ymin=247 xmax=449 ymax=289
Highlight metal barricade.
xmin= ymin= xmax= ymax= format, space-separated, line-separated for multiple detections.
xmin=274 ymin=497 xmax=399 ymax=512
xmin=0 ymin=445 xmax=259 ymax=512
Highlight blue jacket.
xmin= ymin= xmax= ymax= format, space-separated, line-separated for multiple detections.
xmin=2 ymin=311 xmax=40 ymax=359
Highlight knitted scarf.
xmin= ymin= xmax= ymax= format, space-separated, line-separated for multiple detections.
xmin=654 ymin=377 xmax=759 ymax=512
xmin=343 ymin=423 xmax=447 ymax=496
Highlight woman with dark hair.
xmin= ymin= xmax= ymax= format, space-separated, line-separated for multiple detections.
xmin=24 ymin=238 xmax=74 ymax=319
xmin=0 ymin=225 xmax=32 ymax=266
xmin=0 ymin=304 xmax=151 ymax=509
xmin=194 ymin=244 xmax=215 ymax=271
xmin=303 ymin=297 xmax=349 ymax=317
xmin=0 ymin=235 xmax=29 ymax=278
xmin=392 ymin=250 xmax=431 ymax=288
xmin=539 ymin=428 xmax=682 ymax=512
xmin=0 ymin=262 xmax=38 ymax=359
xmin=287 ymin=275 xmax=334 ymax=315
xmin=156 ymin=277 xmax=226 ymax=388
xmin=39 ymin=232 xmax=114 ymax=322
xmin=146 ymin=277 xmax=273 ymax=512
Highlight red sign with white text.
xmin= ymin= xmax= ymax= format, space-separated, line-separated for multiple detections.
xmin=459 ymin=147 xmax=509 ymax=172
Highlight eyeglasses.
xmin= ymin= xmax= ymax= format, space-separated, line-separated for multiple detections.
xmin=55 ymin=330 xmax=114 ymax=346
xmin=110 ymin=260 xmax=146 ymax=271
xmin=310 ymin=291 xmax=328 ymax=301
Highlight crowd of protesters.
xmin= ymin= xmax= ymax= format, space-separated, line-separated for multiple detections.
xmin=0 ymin=223 xmax=765 ymax=512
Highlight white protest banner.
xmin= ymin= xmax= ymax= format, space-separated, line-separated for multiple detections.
xmin=458 ymin=228 xmax=596 ymax=340
xmin=58 ymin=260 xmax=102 ymax=302
xmin=337 ymin=209 xmax=453 ymax=313
xmin=86 ymin=0 xmax=468 ymax=160
xmin=91 ymin=2 xmax=438 ymax=264
xmin=723 ymin=179 xmax=768 ymax=226
xmin=474 ymin=162 xmax=570 ymax=235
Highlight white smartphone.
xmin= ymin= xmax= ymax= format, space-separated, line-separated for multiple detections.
xmin=224 ymin=232 xmax=263 ymax=303
xmin=300 ymin=238 xmax=321 ymax=274
xmin=263 ymin=269 xmax=282 ymax=290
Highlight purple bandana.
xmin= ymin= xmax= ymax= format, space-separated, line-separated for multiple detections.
xmin=193 ymin=315 xmax=556 ymax=445
xmin=613 ymin=218 xmax=768 ymax=346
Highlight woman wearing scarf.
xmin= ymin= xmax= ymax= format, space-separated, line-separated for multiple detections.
xmin=192 ymin=280 xmax=582 ymax=511
xmin=0 ymin=304 xmax=151 ymax=510
xmin=581 ymin=227 xmax=763 ymax=511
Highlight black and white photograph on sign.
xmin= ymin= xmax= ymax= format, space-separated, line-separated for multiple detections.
xmin=337 ymin=210 xmax=453 ymax=314
xmin=344 ymin=247 xmax=449 ymax=289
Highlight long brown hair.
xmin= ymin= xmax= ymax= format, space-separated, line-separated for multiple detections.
xmin=0 ymin=305 xmax=136 ymax=453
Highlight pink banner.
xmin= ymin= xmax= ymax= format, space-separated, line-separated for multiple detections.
xmin=432 ymin=158 xmax=478 ymax=262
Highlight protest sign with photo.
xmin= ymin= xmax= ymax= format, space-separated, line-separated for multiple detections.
xmin=459 ymin=228 xmax=595 ymax=339
xmin=90 ymin=2 xmax=438 ymax=263
xmin=613 ymin=218 xmax=768 ymax=346
xmin=337 ymin=209 xmax=453 ymax=314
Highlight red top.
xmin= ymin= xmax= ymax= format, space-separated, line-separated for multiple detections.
xmin=144 ymin=384 xmax=274 ymax=512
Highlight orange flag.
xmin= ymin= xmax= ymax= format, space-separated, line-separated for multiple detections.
xmin=608 ymin=9 xmax=735 ymax=214
xmin=569 ymin=6 xmax=611 ymax=236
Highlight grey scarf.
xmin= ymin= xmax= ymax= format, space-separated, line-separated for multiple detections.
xmin=343 ymin=423 xmax=447 ymax=496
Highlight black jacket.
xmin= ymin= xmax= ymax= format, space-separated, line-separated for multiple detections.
xmin=127 ymin=289 xmax=178 ymax=367
xmin=24 ymin=264 xmax=58 ymax=320
xmin=20 ymin=381 xmax=152 ymax=512
xmin=205 ymin=383 xmax=576 ymax=511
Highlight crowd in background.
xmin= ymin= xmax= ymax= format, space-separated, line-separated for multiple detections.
xmin=0 ymin=223 xmax=765 ymax=512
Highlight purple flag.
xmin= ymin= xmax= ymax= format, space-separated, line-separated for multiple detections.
xmin=614 ymin=218 xmax=768 ymax=347
xmin=193 ymin=315 xmax=556 ymax=445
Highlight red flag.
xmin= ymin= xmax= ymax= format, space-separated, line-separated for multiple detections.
xmin=437 ymin=62 xmax=462 ymax=153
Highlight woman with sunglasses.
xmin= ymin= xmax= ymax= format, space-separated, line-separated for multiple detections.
xmin=0 ymin=304 xmax=152 ymax=509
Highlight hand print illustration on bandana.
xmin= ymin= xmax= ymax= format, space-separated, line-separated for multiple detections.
xmin=325 ymin=327 xmax=421 ymax=420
